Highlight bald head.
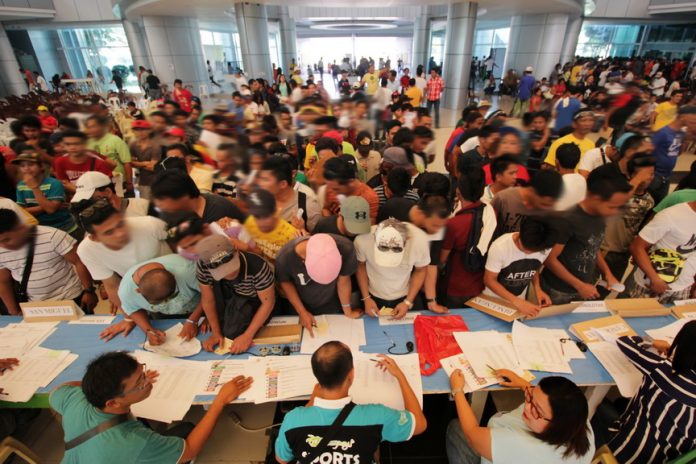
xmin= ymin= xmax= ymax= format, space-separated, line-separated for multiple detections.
xmin=311 ymin=341 xmax=353 ymax=390
xmin=138 ymin=268 xmax=176 ymax=303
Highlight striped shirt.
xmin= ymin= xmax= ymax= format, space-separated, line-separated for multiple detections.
xmin=0 ymin=226 xmax=82 ymax=301
xmin=608 ymin=336 xmax=696 ymax=463
xmin=373 ymin=185 xmax=420 ymax=207
xmin=425 ymin=76 xmax=445 ymax=101
xmin=196 ymin=251 xmax=274 ymax=298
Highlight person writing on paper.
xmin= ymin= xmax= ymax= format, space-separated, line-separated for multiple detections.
xmin=607 ymin=321 xmax=696 ymax=463
xmin=275 ymin=341 xmax=426 ymax=464
xmin=50 ymin=351 xmax=252 ymax=463
xmin=355 ymin=218 xmax=430 ymax=319
xmin=277 ymin=233 xmax=361 ymax=335
xmin=194 ymin=235 xmax=275 ymax=354
xmin=483 ymin=217 xmax=557 ymax=317
xmin=118 ymin=254 xmax=205 ymax=345
xmin=446 ymin=370 xmax=594 ymax=464
xmin=540 ymin=165 xmax=632 ymax=304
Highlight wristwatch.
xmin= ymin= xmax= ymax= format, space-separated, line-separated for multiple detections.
xmin=451 ymin=387 xmax=465 ymax=397
xmin=83 ymin=286 xmax=96 ymax=294
xmin=403 ymin=299 xmax=414 ymax=308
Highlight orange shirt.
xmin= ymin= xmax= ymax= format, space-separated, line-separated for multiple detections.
xmin=325 ymin=181 xmax=379 ymax=224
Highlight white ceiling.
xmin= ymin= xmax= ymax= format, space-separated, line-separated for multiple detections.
xmin=0 ymin=5 xmax=54 ymax=20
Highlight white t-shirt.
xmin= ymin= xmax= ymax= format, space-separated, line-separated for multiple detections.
xmin=651 ymin=77 xmax=667 ymax=96
xmin=77 ymin=216 xmax=171 ymax=281
xmin=124 ymin=197 xmax=150 ymax=217
xmin=354 ymin=223 xmax=430 ymax=300
xmin=555 ymin=173 xmax=587 ymax=211
xmin=635 ymin=202 xmax=696 ymax=290
xmin=576 ymin=147 xmax=610 ymax=174
xmin=483 ymin=233 xmax=551 ymax=298
xmin=460 ymin=136 xmax=480 ymax=154
xmin=0 ymin=198 xmax=32 ymax=224
xmin=415 ymin=76 xmax=427 ymax=93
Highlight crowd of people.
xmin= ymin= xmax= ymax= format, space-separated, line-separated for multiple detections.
xmin=0 ymin=52 xmax=695 ymax=463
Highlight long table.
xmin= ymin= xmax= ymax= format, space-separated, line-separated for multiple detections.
xmin=0 ymin=308 xmax=677 ymax=410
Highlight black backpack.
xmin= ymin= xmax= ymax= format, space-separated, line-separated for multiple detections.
xmin=459 ymin=204 xmax=486 ymax=273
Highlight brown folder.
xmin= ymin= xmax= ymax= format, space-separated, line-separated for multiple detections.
xmin=465 ymin=295 xmax=521 ymax=322
xmin=605 ymin=298 xmax=670 ymax=318
xmin=252 ymin=324 xmax=302 ymax=345
xmin=569 ymin=314 xmax=637 ymax=344
xmin=672 ymin=303 xmax=696 ymax=320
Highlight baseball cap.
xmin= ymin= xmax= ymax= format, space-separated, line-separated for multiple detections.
xmin=37 ymin=105 xmax=48 ymax=112
xmin=165 ymin=127 xmax=186 ymax=138
xmin=195 ymin=235 xmax=241 ymax=281
xmin=71 ymin=171 xmax=112 ymax=203
xmin=10 ymin=151 xmax=43 ymax=165
xmin=305 ymin=234 xmax=342 ymax=284
xmin=341 ymin=196 xmax=371 ymax=234
xmin=131 ymin=120 xmax=152 ymax=129
xmin=247 ymin=189 xmax=276 ymax=217
xmin=525 ymin=66 xmax=534 ymax=73
xmin=573 ymin=108 xmax=595 ymax=121
xmin=382 ymin=146 xmax=413 ymax=170
xmin=477 ymin=100 xmax=492 ymax=108
xmin=322 ymin=130 xmax=344 ymax=145
xmin=374 ymin=221 xmax=406 ymax=268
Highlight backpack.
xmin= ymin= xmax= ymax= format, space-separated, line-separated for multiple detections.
xmin=459 ymin=204 xmax=486 ymax=273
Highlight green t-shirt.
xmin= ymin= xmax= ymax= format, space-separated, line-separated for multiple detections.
xmin=653 ymin=189 xmax=696 ymax=213
xmin=50 ymin=386 xmax=184 ymax=464
xmin=87 ymin=133 xmax=131 ymax=176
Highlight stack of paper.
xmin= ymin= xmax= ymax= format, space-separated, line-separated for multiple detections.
xmin=143 ymin=324 xmax=202 ymax=358
xmin=440 ymin=353 xmax=498 ymax=392
xmin=0 ymin=322 xmax=58 ymax=358
xmin=300 ymin=315 xmax=365 ymax=354
xmin=569 ymin=315 xmax=637 ymax=344
xmin=511 ymin=321 xmax=572 ymax=373
xmin=0 ymin=347 xmax=77 ymax=402
xmin=645 ymin=319 xmax=690 ymax=344
xmin=351 ymin=353 xmax=423 ymax=409
xmin=453 ymin=331 xmax=522 ymax=380
xmin=199 ymin=359 xmax=265 ymax=402
xmin=587 ymin=342 xmax=642 ymax=397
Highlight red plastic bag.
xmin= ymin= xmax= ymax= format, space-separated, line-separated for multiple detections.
xmin=414 ymin=315 xmax=469 ymax=376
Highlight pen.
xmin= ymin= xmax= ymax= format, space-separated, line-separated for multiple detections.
xmin=486 ymin=364 xmax=511 ymax=383
xmin=369 ymin=358 xmax=380 ymax=362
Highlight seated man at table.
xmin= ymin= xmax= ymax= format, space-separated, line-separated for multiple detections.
xmin=354 ymin=218 xmax=430 ymax=319
xmin=195 ymin=235 xmax=276 ymax=354
xmin=276 ymin=233 xmax=361 ymax=335
xmin=51 ymin=351 xmax=252 ymax=463
xmin=275 ymin=341 xmax=426 ymax=464
xmin=118 ymin=253 xmax=205 ymax=345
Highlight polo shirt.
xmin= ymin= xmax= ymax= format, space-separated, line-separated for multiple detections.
xmin=87 ymin=133 xmax=131 ymax=176
xmin=16 ymin=176 xmax=75 ymax=232
xmin=543 ymin=133 xmax=594 ymax=167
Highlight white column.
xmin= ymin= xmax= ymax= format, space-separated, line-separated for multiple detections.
xmin=505 ymin=14 xmax=568 ymax=80
xmin=234 ymin=2 xmax=272 ymax=80
xmin=123 ymin=18 xmax=152 ymax=71
xmin=560 ymin=15 xmax=583 ymax=65
xmin=0 ymin=23 xmax=27 ymax=97
xmin=442 ymin=2 xmax=477 ymax=110
xmin=411 ymin=6 xmax=430 ymax=70
xmin=278 ymin=6 xmax=297 ymax=76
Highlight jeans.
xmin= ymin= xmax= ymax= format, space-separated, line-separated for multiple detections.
xmin=427 ymin=99 xmax=441 ymax=128
xmin=540 ymin=278 xmax=580 ymax=305
xmin=446 ymin=419 xmax=481 ymax=464
xmin=647 ymin=175 xmax=670 ymax=205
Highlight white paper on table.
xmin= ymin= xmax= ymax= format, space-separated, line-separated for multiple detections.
xmin=198 ymin=359 xmax=265 ymax=402
xmin=584 ymin=322 xmax=633 ymax=343
xmin=674 ymin=299 xmax=696 ymax=306
xmin=681 ymin=312 xmax=696 ymax=320
xmin=131 ymin=350 xmax=208 ymax=423
xmin=588 ymin=341 xmax=642 ymax=397
xmin=645 ymin=319 xmax=689 ymax=344
xmin=440 ymin=353 xmax=497 ymax=393
xmin=512 ymin=321 xmax=572 ymax=373
xmin=143 ymin=324 xmax=202 ymax=358
xmin=453 ymin=331 xmax=521 ymax=379
xmin=378 ymin=312 xmax=421 ymax=326
xmin=0 ymin=381 xmax=41 ymax=402
xmin=0 ymin=323 xmax=58 ymax=357
xmin=266 ymin=316 xmax=300 ymax=327
xmin=572 ymin=301 xmax=608 ymax=313
xmin=68 ymin=315 xmax=116 ymax=325
xmin=0 ymin=347 xmax=71 ymax=386
xmin=255 ymin=355 xmax=315 ymax=403
xmin=351 ymin=353 xmax=423 ymax=409
xmin=300 ymin=315 xmax=365 ymax=354
xmin=545 ymin=329 xmax=586 ymax=360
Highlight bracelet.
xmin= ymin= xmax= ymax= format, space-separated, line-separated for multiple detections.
xmin=403 ymin=299 xmax=413 ymax=308
xmin=123 ymin=317 xmax=133 ymax=322
xmin=185 ymin=319 xmax=196 ymax=325
xmin=340 ymin=303 xmax=351 ymax=308
xmin=83 ymin=286 xmax=96 ymax=294
xmin=427 ymin=298 xmax=437 ymax=304
xmin=361 ymin=295 xmax=372 ymax=301
xmin=451 ymin=387 xmax=465 ymax=397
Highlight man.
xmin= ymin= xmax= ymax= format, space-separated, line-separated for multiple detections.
xmin=195 ymin=235 xmax=275 ymax=354
xmin=71 ymin=171 xmax=149 ymax=218
xmin=360 ymin=63 xmax=381 ymax=96
xmin=323 ymin=157 xmax=379 ymax=224
xmin=543 ymin=109 xmax=595 ymax=168
xmin=50 ymin=351 xmax=251 ymax=463
xmin=0 ymin=209 xmax=97 ymax=315
xmin=551 ymin=89 xmax=582 ymax=133
xmin=540 ymin=165 xmax=632 ymax=304
xmin=404 ymin=78 xmax=423 ymax=108
xmin=161 ymin=143 xmax=215 ymax=193
xmin=512 ymin=66 xmax=535 ymax=118
xmin=314 ymin=196 xmax=372 ymax=240
xmin=386 ymin=70 xmax=400 ymax=92
xmin=277 ymin=233 xmax=360 ymax=334
xmin=652 ymin=90 xmax=683 ymax=131
xmin=85 ymin=115 xmax=133 ymax=195
xmin=457 ymin=124 xmax=500 ymax=171
xmin=239 ymin=189 xmax=297 ymax=263
xmin=172 ymin=79 xmax=193 ymax=113
xmin=482 ymin=155 xmax=519 ymax=203
xmin=53 ymin=130 xmax=113 ymax=193
xmin=275 ymin=342 xmax=426 ymax=464
xmin=355 ymin=218 xmax=429 ymax=319
xmin=354 ymin=132 xmax=381 ymax=181
xmin=425 ymin=68 xmax=444 ymax=128
xmin=554 ymin=143 xmax=587 ymax=211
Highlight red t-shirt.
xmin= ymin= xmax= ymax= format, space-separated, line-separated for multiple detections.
xmin=483 ymin=163 xmax=531 ymax=185
xmin=173 ymin=88 xmax=193 ymax=113
xmin=53 ymin=153 xmax=113 ymax=184
xmin=442 ymin=203 xmax=485 ymax=297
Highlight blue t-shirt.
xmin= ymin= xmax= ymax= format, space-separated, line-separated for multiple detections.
xmin=554 ymin=98 xmax=581 ymax=132
xmin=651 ymin=125 xmax=684 ymax=178
xmin=276 ymin=398 xmax=414 ymax=463
xmin=518 ymin=75 xmax=535 ymax=101
xmin=16 ymin=176 xmax=75 ymax=232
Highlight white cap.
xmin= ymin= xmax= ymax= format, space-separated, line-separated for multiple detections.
xmin=71 ymin=171 xmax=111 ymax=203
xmin=374 ymin=225 xmax=405 ymax=268
xmin=525 ymin=66 xmax=534 ymax=73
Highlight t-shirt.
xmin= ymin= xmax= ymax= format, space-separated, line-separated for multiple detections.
xmin=363 ymin=71 xmax=381 ymax=95
xmin=442 ymin=203 xmax=486 ymax=297
xmin=240 ymin=216 xmax=297 ymax=263
xmin=484 ymin=233 xmax=550 ymax=297
xmin=541 ymin=205 xmax=606 ymax=294
xmin=517 ymin=74 xmax=535 ymax=100
xmin=313 ymin=216 xmax=345 ymax=237
xmin=482 ymin=404 xmax=594 ymax=464
xmin=491 ymin=187 xmax=545 ymax=235
xmin=543 ymin=133 xmax=595 ymax=167
xmin=652 ymin=125 xmax=684 ymax=178
xmin=354 ymin=223 xmax=430 ymax=300
xmin=87 ymin=133 xmax=131 ymax=176
xmin=275 ymin=235 xmax=357 ymax=314
xmin=122 ymin=198 xmax=150 ymax=217
xmin=77 ymin=216 xmax=170 ymax=281
xmin=404 ymin=86 xmax=423 ymax=107
xmin=634 ymin=202 xmax=696 ymax=291
xmin=277 ymin=190 xmax=321 ymax=232
xmin=325 ymin=182 xmax=379 ymax=224
xmin=159 ymin=193 xmax=247 ymax=227
xmin=118 ymin=254 xmax=201 ymax=316
xmin=50 ymin=386 xmax=184 ymax=464
xmin=355 ymin=150 xmax=382 ymax=181
xmin=553 ymin=98 xmax=581 ymax=132
xmin=196 ymin=251 xmax=274 ymax=297
xmin=602 ymin=191 xmax=654 ymax=253
xmin=53 ymin=154 xmax=113 ymax=185
xmin=129 ymin=142 xmax=161 ymax=186
xmin=555 ymin=173 xmax=587 ymax=211
xmin=576 ymin=147 xmax=611 ymax=174
xmin=373 ymin=185 xmax=419 ymax=207
xmin=211 ymin=171 xmax=240 ymax=198
xmin=654 ymin=189 xmax=696 ymax=213
xmin=16 ymin=177 xmax=75 ymax=231
xmin=653 ymin=101 xmax=678 ymax=131
xmin=0 ymin=226 xmax=82 ymax=301
xmin=276 ymin=397 xmax=414 ymax=464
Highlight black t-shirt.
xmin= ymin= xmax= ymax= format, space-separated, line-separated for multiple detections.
xmin=146 ymin=75 xmax=160 ymax=89
xmin=377 ymin=197 xmax=414 ymax=223
xmin=541 ymin=205 xmax=606 ymax=293
xmin=313 ymin=216 xmax=349 ymax=239
xmin=202 ymin=193 xmax=246 ymax=223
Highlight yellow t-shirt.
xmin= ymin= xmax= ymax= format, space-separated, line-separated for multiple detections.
xmin=405 ymin=86 xmax=423 ymax=107
xmin=543 ymin=133 xmax=595 ymax=168
xmin=363 ymin=72 xmax=381 ymax=95
xmin=569 ymin=65 xmax=582 ymax=86
xmin=243 ymin=216 xmax=297 ymax=262
xmin=652 ymin=101 xmax=678 ymax=131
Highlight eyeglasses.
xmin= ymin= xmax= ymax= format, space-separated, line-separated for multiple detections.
xmin=524 ymin=386 xmax=551 ymax=422
xmin=377 ymin=244 xmax=404 ymax=253
xmin=119 ymin=363 xmax=150 ymax=397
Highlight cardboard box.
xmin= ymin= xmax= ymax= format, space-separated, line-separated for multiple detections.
xmin=605 ymin=298 xmax=670 ymax=317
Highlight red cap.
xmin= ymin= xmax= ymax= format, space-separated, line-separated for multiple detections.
xmin=322 ymin=130 xmax=343 ymax=145
xmin=131 ymin=120 xmax=151 ymax=129
xmin=165 ymin=127 xmax=186 ymax=138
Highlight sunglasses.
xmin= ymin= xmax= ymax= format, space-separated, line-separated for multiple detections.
xmin=377 ymin=244 xmax=403 ymax=253
xmin=524 ymin=386 xmax=551 ymax=422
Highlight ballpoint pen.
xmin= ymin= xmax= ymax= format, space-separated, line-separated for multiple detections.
xmin=486 ymin=364 xmax=511 ymax=382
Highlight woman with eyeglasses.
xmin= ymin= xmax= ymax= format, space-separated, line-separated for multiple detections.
xmin=446 ymin=369 xmax=594 ymax=464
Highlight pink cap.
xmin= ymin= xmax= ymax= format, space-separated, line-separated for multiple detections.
xmin=305 ymin=234 xmax=342 ymax=285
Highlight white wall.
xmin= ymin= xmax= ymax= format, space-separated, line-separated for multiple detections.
xmin=588 ymin=0 xmax=653 ymax=18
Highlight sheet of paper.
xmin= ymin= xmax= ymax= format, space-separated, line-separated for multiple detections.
xmin=68 ymin=315 xmax=116 ymax=325
xmin=0 ymin=322 xmax=57 ymax=357
xmin=645 ymin=319 xmax=689 ymax=344
xmin=143 ymin=323 xmax=202 ymax=358
xmin=588 ymin=341 xmax=642 ymax=397
xmin=440 ymin=353 xmax=497 ymax=393
xmin=0 ymin=347 xmax=75 ymax=401
xmin=454 ymin=331 xmax=521 ymax=379
xmin=674 ymin=299 xmax=696 ymax=306
xmin=0 ymin=381 xmax=41 ymax=402
xmin=255 ymin=355 xmax=315 ymax=403
xmin=572 ymin=301 xmax=608 ymax=313
xmin=300 ymin=315 xmax=365 ymax=354
xmin=351 ymin=353 xmax=423 ymax=409
xmin=378 ymin=311 xmax=421 ymax=326
xmin=583 ymin=322 xmax=632 ymax=343
xmin=131 ymin=350 xmax=208 ymax=423
xmin=199 ymin=359 xmax=264 ymax=402
xmin=512 ymin=321 xmax=572 ymax=373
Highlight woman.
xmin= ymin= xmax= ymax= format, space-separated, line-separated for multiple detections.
xmin=446 ymin=369 xmax=594 ymax=464
xmin=607 ymin=322 xmax=696 ymax=463
xmin=277 ymin=74 xmax=291 ymax=100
